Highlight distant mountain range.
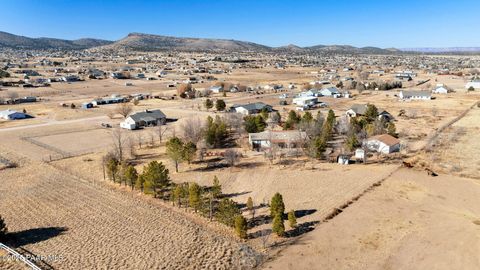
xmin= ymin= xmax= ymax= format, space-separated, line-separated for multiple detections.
xmin=0 ymin=31 xmax=113 ymax=50
xmin=0 ymin=31 xmax=478 ymax=54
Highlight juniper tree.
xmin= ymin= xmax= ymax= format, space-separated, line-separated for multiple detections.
xmin=272 ymin=213 xmax=285 ymax=237
xmin=288 ymin=210 xmax=297 ymax=228
xmin=235 ymin=215 xmax=248 ymax=239
xmin=270 ymin=192 xmax=285 ymax=218
xmin=246 ymin=196 xmax=255 ymax=219
xmin=142 ymin=161 xmax=170 ymax=198
xmin=166 ymin=137 xmax=184 ymax=172
xmin=124 ymin=165 xmax=138 ymax=190
xmin=188 ymin=182 xmax=202 ymax=212
xmin=212 ymin=176 xmax=222 ymax=199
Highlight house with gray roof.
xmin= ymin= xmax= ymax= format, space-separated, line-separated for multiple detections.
xmin=399 ymin=90 xmax=432 ymax=100
xmin=229 ymin=102 xmax=273 ymax=115
xmin=120 ymin=109 xmax=166 ymax=130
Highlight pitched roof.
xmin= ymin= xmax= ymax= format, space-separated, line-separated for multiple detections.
xmin=401 ymin=90 xmax=431 ymax=97
xmin=232 ymin=102 xmax=271 ymax=111
xmin=249 ymin=130 xmax=307 ymax=143
xmin=368 ymin=134 xmax=400 ymax=146
xmin=129 ymin=109 xmax=166 ymax=122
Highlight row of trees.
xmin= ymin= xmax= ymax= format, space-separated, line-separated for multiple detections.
xmin=204 ymin=98 xmax=226 ymax=111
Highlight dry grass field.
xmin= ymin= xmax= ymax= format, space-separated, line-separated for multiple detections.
xmin=0 ymin=161 xmax=261 ymax=269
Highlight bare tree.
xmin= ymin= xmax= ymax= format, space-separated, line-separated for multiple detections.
xmin=224 ymin=149 xmax=240 ymax=167
xmin=136 ymin=133 xmax=143 ymax=149
xmin=157 ymin=122 xmax=169 ymax=144
xmin=180 ymin=117 xmax=204 ymax=144
xmin=7 ymin=91 xmax=18 ymax=101
xmin=115 ymin=102 xmax=133 ymax=118
xmin=111 ymin=128 xmax=127 ymax=161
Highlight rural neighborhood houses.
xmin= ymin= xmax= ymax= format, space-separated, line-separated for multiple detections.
xmin=465 ymin=79 xmax=480 ymax=90
xmin=120 ymin=109 xmax=166 ymax=130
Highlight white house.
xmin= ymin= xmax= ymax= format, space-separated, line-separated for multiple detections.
xmin=0 ymin=109 xmax=27 ymax=120
xmin=229 ymin=102 xmax=273 ymax=115
xmin=120 ymin=109 xmax=166 ymax=130
xmin=248 ymin=130 xmax=307 ymax=151
xmin=432 ymin=85 xmax=449 ymax=94
xmin=465 ymin=80 xmax=480 ymax=90
xmin=292 ymin=96 xmax=318 ymax=106
xmin=363 ymin=134 xmax=400 ymax=154
xmin=320 ymin=87 xmax=341 ymax=97
xmin=399 ymin=90 xmax=431 ymax=100
xmin=209 ymin=85 xmax=223 ymax=93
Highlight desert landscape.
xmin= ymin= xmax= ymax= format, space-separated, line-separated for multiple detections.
xmin=2 ymin=1 xmax=480 ymax=269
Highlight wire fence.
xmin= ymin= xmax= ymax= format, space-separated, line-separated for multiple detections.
xmin=0 ymin=242 xmax=42 ymax=270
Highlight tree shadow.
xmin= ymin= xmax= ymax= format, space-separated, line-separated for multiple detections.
xmin=190 ymin=163 xmax=229 ymax=172
xmin=234 ymin=162 xmax=264 ymax=169
xmin=293 ymin=209 xmax=317 ymax=218
xmin=248 ymin=228 xmax=272 ymax=239
xmin=285 ymin=221 xmax=320 ymax=238
xmin=7 ymin=227 xmax=68 ymax=248
xmin=222 ymin=191 xmax=251 ymax=199
xmin=248 ymin=214 xmax=271 ymax=228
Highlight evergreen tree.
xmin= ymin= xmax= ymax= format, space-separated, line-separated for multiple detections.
xmin=270 ymin=192 xmax=285 ymax=218
xmin=182 ymin=141 xmax=197 ymax=164
xmin=166 ymin=137 xmax=184 ymax=172
xmin=345 ymin=132 xmax=360 ymax=151
xmin=246 ymin=197 xmax=255 ymax=219
xmin=135 ymin=174 xmax=145 ymax=191
xmin=365 ymin=104 xmax=379 ymax=123
xmin=212 ymin=176 xmax=222 ymax=199
xmin=215 ymin=99 xmax=226 ymax=111
xmin=272 ymin=213 xmax=285 ymax=237
xmin=142 ymin=161 xmax=170 ymax=198
xmin=288 ymin=210 xmax=297 ymax=228
xmin=301 ymin=111 xmax=314 ymax=123
xmin=243 ymin=115 xmax=266 ymax=133
xmin=188 ymin=182 xmax=202 ymax=212
xmin=105 ymin=156 xmax=119 ymax=183
xmin=204 ymin=98 xmax=213 ymax=110
xmin=204 ymin=116 xmax=229 ymax=148
xmin=235 ymin=215 xmax=248 ymax=239
xmin=216 ymin=198 xmax=241 ymax=227
xmin=124 ymin=165 xmax=138 ymax=190
xmin=387 ymin=122 xmax=397 ymax=137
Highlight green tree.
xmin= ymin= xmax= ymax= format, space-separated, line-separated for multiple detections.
xmin=124 ymin=165 xmax=138 ymax=190
xmin=0 ymin=215 xmax=7 ymax=240
xmin=204 ymin=116 xmax=229 ymax=148
xmin=142 ymin=161 xmax=170 ymax=198
xmin=288 ymin=210 xmax=297 ymax=228
xmin=301 ymin=111 xmax=314 ymax=123
xmin=235 ymin=215 xmax=248 ymax=239
xmin=215 ymin=99 xmax=226 ymax=111
xmin=387 ymin=122 xmax=397 ymax=137
xmin=204 ymin=98 xmax=213 ymax=110
xmin=216 ymin=198 xmax=241 ymax=227
xmin=212 ymin=176 xmax=222 ymax=199
xmin=468 ymin=86 xmax=475 ymax=92
xmin=135 ymin=174 xmax=145 ymax=191
xmin=272 ymin=213 xmax=285 ymax=237
xmin=105 ymin=155 xmax=120 ymax=183
xmin=166 ymin=137 xmax=184 ymax=172
xmin=243 ymin=115 xmax=266 ymax=133
xmin=188 ymin=182 xmax=202 ymax=212
xmin=365 ymin=104 xmax=379 ymax=123
xmin=246 ymin=196 xmax=255 ymax=219
xmin=326 ymin=109 xmax=336 ymax=126
xmin=345 ymin=132 xmax=360 ymax=151
xmin=270 ymin=192 xmax=285 ymax=218
xmin=182 ymin=141 xmax=197 ymax=164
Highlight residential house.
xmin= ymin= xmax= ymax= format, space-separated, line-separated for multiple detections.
xmin=120 ymin=109 xmax=167 ymax=130
xmin=346 ymin=104 xmax=393 ymax=121
xmin=399 ymin=90 xmax=432 ymax=100
xmin=248 ymin=130 xmax=307 ymax=151
xmin=432 ymin=85 xmax=449 ymax=94
xmin=363 ymin=134 xmax=400 ymax=154
xmin=230 ymin=102 xmax=273 ymax=115
xmin=209 ymin=85 xmax=223 ymax=93
xmin=292 ymin=96 xmax=318 ymax=106
xmin=0 ymin=109 xmax=28 ymax=120
xmin=320 ymin=87 xmax=341 ymax=97
xmin=465 ymin=79 xmax=480 ymax=90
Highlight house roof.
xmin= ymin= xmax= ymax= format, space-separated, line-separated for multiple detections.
xmin=349 ymin=104 xmax=368 ymax=115
xmin=232 ymin=102 xmax=272 ymax=111
xmin=129 ymin=109 xmax=166 ymax=122
xmin=368 ymin=134 xmax=400 ymax=147
xmin=401 ymin=90 xmax=431 ymax=97
xmin=249 ymin=130 xmax=307 ymax=143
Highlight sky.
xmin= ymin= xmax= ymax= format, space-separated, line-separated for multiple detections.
xmin=1 ymin=0 xmax=479 ymax=48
